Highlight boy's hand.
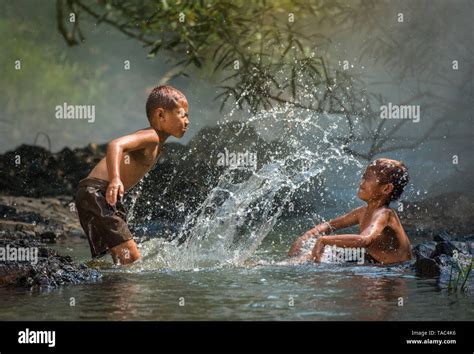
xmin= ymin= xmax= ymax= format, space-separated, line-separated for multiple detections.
xmin=288 ymin=224 xmax=329 ymax=257
xmin=106 ymin=177 xmax=124 ymax=206
xmin=288 ymin=231 xmax=317 ymax=257
xmin=288 ymin=237 xmax=306 ymax=257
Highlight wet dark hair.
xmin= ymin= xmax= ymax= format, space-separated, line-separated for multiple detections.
xmin=146 ymin=85 xmax=186 ymax=121
xmin=368 ymin=158 xmax=409 ymax=201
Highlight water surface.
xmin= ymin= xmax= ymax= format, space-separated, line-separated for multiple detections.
xmin=0 ymin=235 xmax=472 ymax=321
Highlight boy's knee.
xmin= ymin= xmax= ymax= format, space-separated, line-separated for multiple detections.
xmin=110 ymin=240 xmax=140 ymax=265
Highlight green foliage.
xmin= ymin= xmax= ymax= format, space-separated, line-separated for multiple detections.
xmin=53 ymin=0 xmax=467 ymax=159
xmin=57 ymin=0 xmax=357 ymax=112
xmin=448 ymin=257 xmax=473 ymax=293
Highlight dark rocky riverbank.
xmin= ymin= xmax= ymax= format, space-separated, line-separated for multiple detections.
xmin=0 ymin=195 xmax=101 ymax=289
xmin=0 ymin=231 xmax=101 ymax=290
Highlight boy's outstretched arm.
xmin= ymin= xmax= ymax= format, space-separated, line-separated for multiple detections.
xmin=311 ymin=209 xmax=390 ymax=262
xmin=288 ymin=207 xmax=363 ymax=256
xmin=105 ymin=129 xmax=159 ymax=205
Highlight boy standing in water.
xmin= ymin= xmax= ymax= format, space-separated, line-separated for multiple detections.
xmin=75 ymin=86 xmax=189 ymax=265
xmin=289 ymin=158 xmax=412 ymax=265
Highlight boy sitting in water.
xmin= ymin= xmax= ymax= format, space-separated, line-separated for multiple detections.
xmin=288 ymin=158 xmax=412 ymax=265
xmin=75 ymin=86 xmax=189 ymax=265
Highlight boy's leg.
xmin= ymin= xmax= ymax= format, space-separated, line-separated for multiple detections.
xmin=110 ymin=239 xmax=141 ymax=265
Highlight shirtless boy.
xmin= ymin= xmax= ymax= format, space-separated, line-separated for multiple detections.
xmin=75 ymin=85 xmax=189 ymax=265
xmin=288 ymin=158 xmax=412 ymax=265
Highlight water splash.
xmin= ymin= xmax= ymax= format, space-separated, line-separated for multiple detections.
xmin=133 ymin=102 xmax=363 ymax=271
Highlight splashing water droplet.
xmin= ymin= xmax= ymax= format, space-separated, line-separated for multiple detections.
xmin=133 ymin=90 xmax=362 ymax=271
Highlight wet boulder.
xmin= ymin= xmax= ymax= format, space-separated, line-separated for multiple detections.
xmin=413 ymin=234 xmax=473 ymax=287
xmin=412 ymin=242 xmax=436 ymax=259
xmin=430 ymin=241 xmax=457 ymax=259
xmin=0 ymin=232 xmax=101 ymax=290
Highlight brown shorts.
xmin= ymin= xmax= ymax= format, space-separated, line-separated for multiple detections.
xmin=75 ymin=177 xmax=133 ymax=258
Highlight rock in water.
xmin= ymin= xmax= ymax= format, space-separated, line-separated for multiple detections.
xmin=413 ymin=233 xmax=473 ymax=289
xmin=0 ymin=232 xmax=101 ymax=290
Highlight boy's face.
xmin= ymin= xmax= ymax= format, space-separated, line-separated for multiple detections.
xmin=357 ymin=166 xmax=393 ymax=202
xmin=154 ymin=99 xmax=189 ymax=138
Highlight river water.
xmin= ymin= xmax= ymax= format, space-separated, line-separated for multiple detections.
xmin=0 ymin=224 xmax=472 ymax=321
